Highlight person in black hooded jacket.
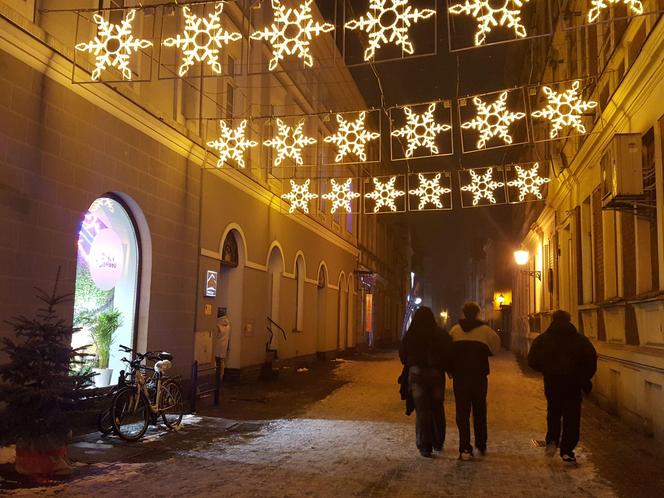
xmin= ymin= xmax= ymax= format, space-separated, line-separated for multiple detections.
xmin=399 ymin=306 xmax=453 ymax=458
xmin=448 ymin=302 xmax=501 ymax=460
xmin=528 ymin=309 xmax=597 ymax=463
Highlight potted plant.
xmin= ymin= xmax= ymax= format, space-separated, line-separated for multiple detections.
xmin=0 ymin=272 xmax=94 ymax=478
xmin=89 ymin=309 xmax=122 ymax=387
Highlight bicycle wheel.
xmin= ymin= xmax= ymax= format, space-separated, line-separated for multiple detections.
xmin=111 ymin=388 xmax=150 ymax=442
xmin=160 ymin=380 xmax=184 ymax=429
xmin=97 ymin=407 xmax=114 ymax=435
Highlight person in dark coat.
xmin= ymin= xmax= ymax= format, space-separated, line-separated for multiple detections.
xmin=528 ymin=309 xmax=597 ymax=463
xmin=448 ymin=302 xmax=501 ymax=460
xmin=399 ymin=306 xmax=453 ymax=458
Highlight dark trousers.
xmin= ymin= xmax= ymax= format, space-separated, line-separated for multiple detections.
xmin=409 ymin=367 xmax=445 ymax=453
xmin=544 ymin=379 xmax=582 ymax=456
xmin=453 ymin=375 xmax=488 ymax=453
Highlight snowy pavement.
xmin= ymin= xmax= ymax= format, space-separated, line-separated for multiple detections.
xmin=3 ymin=351 xmax=663 ymax=497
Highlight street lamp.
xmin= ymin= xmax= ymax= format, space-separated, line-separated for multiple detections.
xmin=513 ymin=249 xmax=541 ymax=280
xmin=496 ymin=293 xmax=505 ymax=306
xmin=414 ymin=297 xmax=422 ymax=305
xmin=439 ymin=310 xmax=448 ymax=320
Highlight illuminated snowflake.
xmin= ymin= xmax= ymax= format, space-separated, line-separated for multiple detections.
xmin=345 ymin=0 xmax=435 ymax=61
xmin=588 ymin=0 xmax=643 ymax=23
xmin=531 ymin=81 xmax=597 ymax=139
xmin=281 ymin=179 xmax=318 ymax=213
xmin=408 ymin=173 xmax=451 ymax=210
xmin=365 ymin=176 xmax=405 ymax=212
xmin=449 ymin=0 xmax=530 ymax=46
xmin=75 ymin=9 xmax=152 ymax=81
xmin=507 ymin=163 xmax=550 ymax=201
xmin=163 ymin=2 xmax=241 ymax=77
xmin=264 ymin=118 xmax=317 ymax=166
xmin=322 ymin=179 xmax=361 ymax=214
xmin=250 ymin=0 xmax=334 ymax=71
xmin=460 ymin=168 xmax=505 ymax=205
xmin=207 ymin=120 xmax=258 ymax=169
xmin=323 ymin=112 xmax=380 ymax=163
xmin=391 ymin=103 xmax=451 ymax=157
xmin=461 ymin=92 xmax=525 ymax=149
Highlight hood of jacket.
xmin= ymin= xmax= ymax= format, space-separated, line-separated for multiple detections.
xmin=458 ymin=318 xmax=485 ymax=332
xmin=547 ymin=320 xmax=578 ymax=336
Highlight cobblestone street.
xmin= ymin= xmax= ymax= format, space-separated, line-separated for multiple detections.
xmin=4 ymin=351 xmax=664 ymax=497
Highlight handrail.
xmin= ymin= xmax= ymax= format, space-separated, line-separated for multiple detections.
xmin=267 ymin=316 xmax=287 ymax=341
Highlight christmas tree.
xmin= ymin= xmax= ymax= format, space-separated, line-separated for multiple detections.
xmin=0 ymin=270 xmax=94 ymax=451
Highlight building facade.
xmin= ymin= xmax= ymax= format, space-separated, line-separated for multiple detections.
xmin=511 ymin=2 xmax=664 ymax=438
xmin=0 ymin=0 xmax=411 ymax=382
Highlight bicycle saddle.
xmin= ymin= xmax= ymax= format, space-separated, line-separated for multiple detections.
xmin=158 ymin=352 xmax=173 ymax=361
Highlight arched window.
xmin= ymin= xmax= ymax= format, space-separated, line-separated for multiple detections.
xmin=295 ymin=255 xmax=305 ymax=332
xmin=73 ymin=195 xmax=140 ymax=386
xmin=221 ymin=233 xmax=239 ymax=267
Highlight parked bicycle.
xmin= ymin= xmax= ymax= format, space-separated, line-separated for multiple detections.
xmin=110 ymin=344 xmax=185 ymax=442
xmin=97 ymin=368 xmax=128 ymax=435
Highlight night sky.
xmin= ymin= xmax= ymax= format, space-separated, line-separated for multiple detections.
xmin=345 ymin=2 xmax=529 ymax=320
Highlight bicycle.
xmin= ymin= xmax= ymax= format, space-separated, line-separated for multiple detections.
xmin=110 ymin=344 xmax=185 ymax=442
xmin=97 ymin=368 xmax=128 ymax=435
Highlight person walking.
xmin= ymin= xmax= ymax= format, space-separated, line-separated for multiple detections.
xmin=399 ymin=306 xmax=453 ymax=458
xmin=528 ymin=310 xmax=597 ymax=463
xmin=449 ymin=302 xmax=501 ymax=460
xmin=215 ymin=313 xmax=232 ymax=379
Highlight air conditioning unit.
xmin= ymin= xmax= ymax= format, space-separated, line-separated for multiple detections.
xmin=601 ymin=134 xmax=643 ymax=208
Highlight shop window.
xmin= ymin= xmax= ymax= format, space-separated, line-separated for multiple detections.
xmin=73 ymin=196 xmax=140 ymax=386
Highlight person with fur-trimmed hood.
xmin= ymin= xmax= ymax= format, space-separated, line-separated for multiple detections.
xmin=449 ymin=302 xmax=501 ymax=460
xmin=528 ymin=310 xmax=597 ymax=463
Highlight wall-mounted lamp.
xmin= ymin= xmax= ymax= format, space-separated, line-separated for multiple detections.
xmin=496 ymin=293 xmax=505 ymax=306
xmin=513 ymin=249 xmax=542 ymax=281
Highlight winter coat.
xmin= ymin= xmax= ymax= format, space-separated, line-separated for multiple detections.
xmin=398 ymin=365 xmax=415 ymax=416
xmin=449 ymin=319 xmax=501 ymax=377
xmin=527 ymin=320 xmax=597 ymax=391
xmin=399 ymin=326 xmax=453 ymax=372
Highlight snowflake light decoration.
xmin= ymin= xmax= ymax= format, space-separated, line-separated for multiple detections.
xmin=250 ymin=0 xmax=334 ymax=71
xmin=163 ymin=2 xmax=241 ymax=77
xmin=507 ymin=163 xmax=550 ymax=201
xmin=365 ymin=176 xmax=405 ymax=212
xmin=449 ymin=0 xmax=530 ymax=46
xmin=75 ymin=9 xmax=152 ymax=81
xmin=461 ymin=92 xmax=525 ymax=149
xmin=345 ymin=0 xmax=435 ymax=61
xmin=207 ymin=120 xmax=258 ymax=169
xmin=460 ymin=168 xmax=505 ymax=205
xmin=281 ymin=179 xmax=318 ymax=213
xmin=391 ymin=103 xmax=451 ymax=157
xmin=408 ymin=173 xmax=451 ymax=210
xmin=322 ymin=179 xmax=361 ymax=214
xmin=531 ymin=81 xmax=597 ymax=139
xmin=323 ymin=112 xmax=380 ymax=163
xmin=588 ymin=0 xmax=643 ymax=23
xmin=264 ymin=118 xmax=317 ymax=167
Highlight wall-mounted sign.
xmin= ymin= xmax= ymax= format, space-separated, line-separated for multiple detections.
xmin=89 ymin=228 xmax=124 ymax=291
xmin=205 ymin=270 xmax=218 ymax=297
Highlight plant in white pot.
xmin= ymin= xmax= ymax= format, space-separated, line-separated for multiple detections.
xmin=0 ymin=272 xmax=94 ymax=478
xmin=89 ymin=309 xmax=122 ymax=387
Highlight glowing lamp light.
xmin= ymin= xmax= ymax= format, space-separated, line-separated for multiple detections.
xmin=514 ymin=249 xmax=529 ymax=266
xmin=414 ymin=297 xmax=422 ymax=305
xmin=88 ymin=228 xmax=124 ymax=291
xmin=496 ymin=293 xmax=506 ymax=305
xmin=440 ymin=310 xmax=448 ymax=319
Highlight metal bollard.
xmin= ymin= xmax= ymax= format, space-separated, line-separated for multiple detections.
xmin=214 ymin=357 xmax=221 ymax=406
xmin=190 ymin=360 xmax=198 ymax=413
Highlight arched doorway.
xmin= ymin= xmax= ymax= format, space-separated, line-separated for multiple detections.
xmin=266 ymin=243 xmax=284 ymax=351
xmin=337 ymin=272 xmax=347 ymax=351
xmin=217 ymin=228 xmax=246 ymax=370
xmin=316 ymin=263 xmax=327 ymax=354
xmin=72 ymin=195 xmax=142 ymax=385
